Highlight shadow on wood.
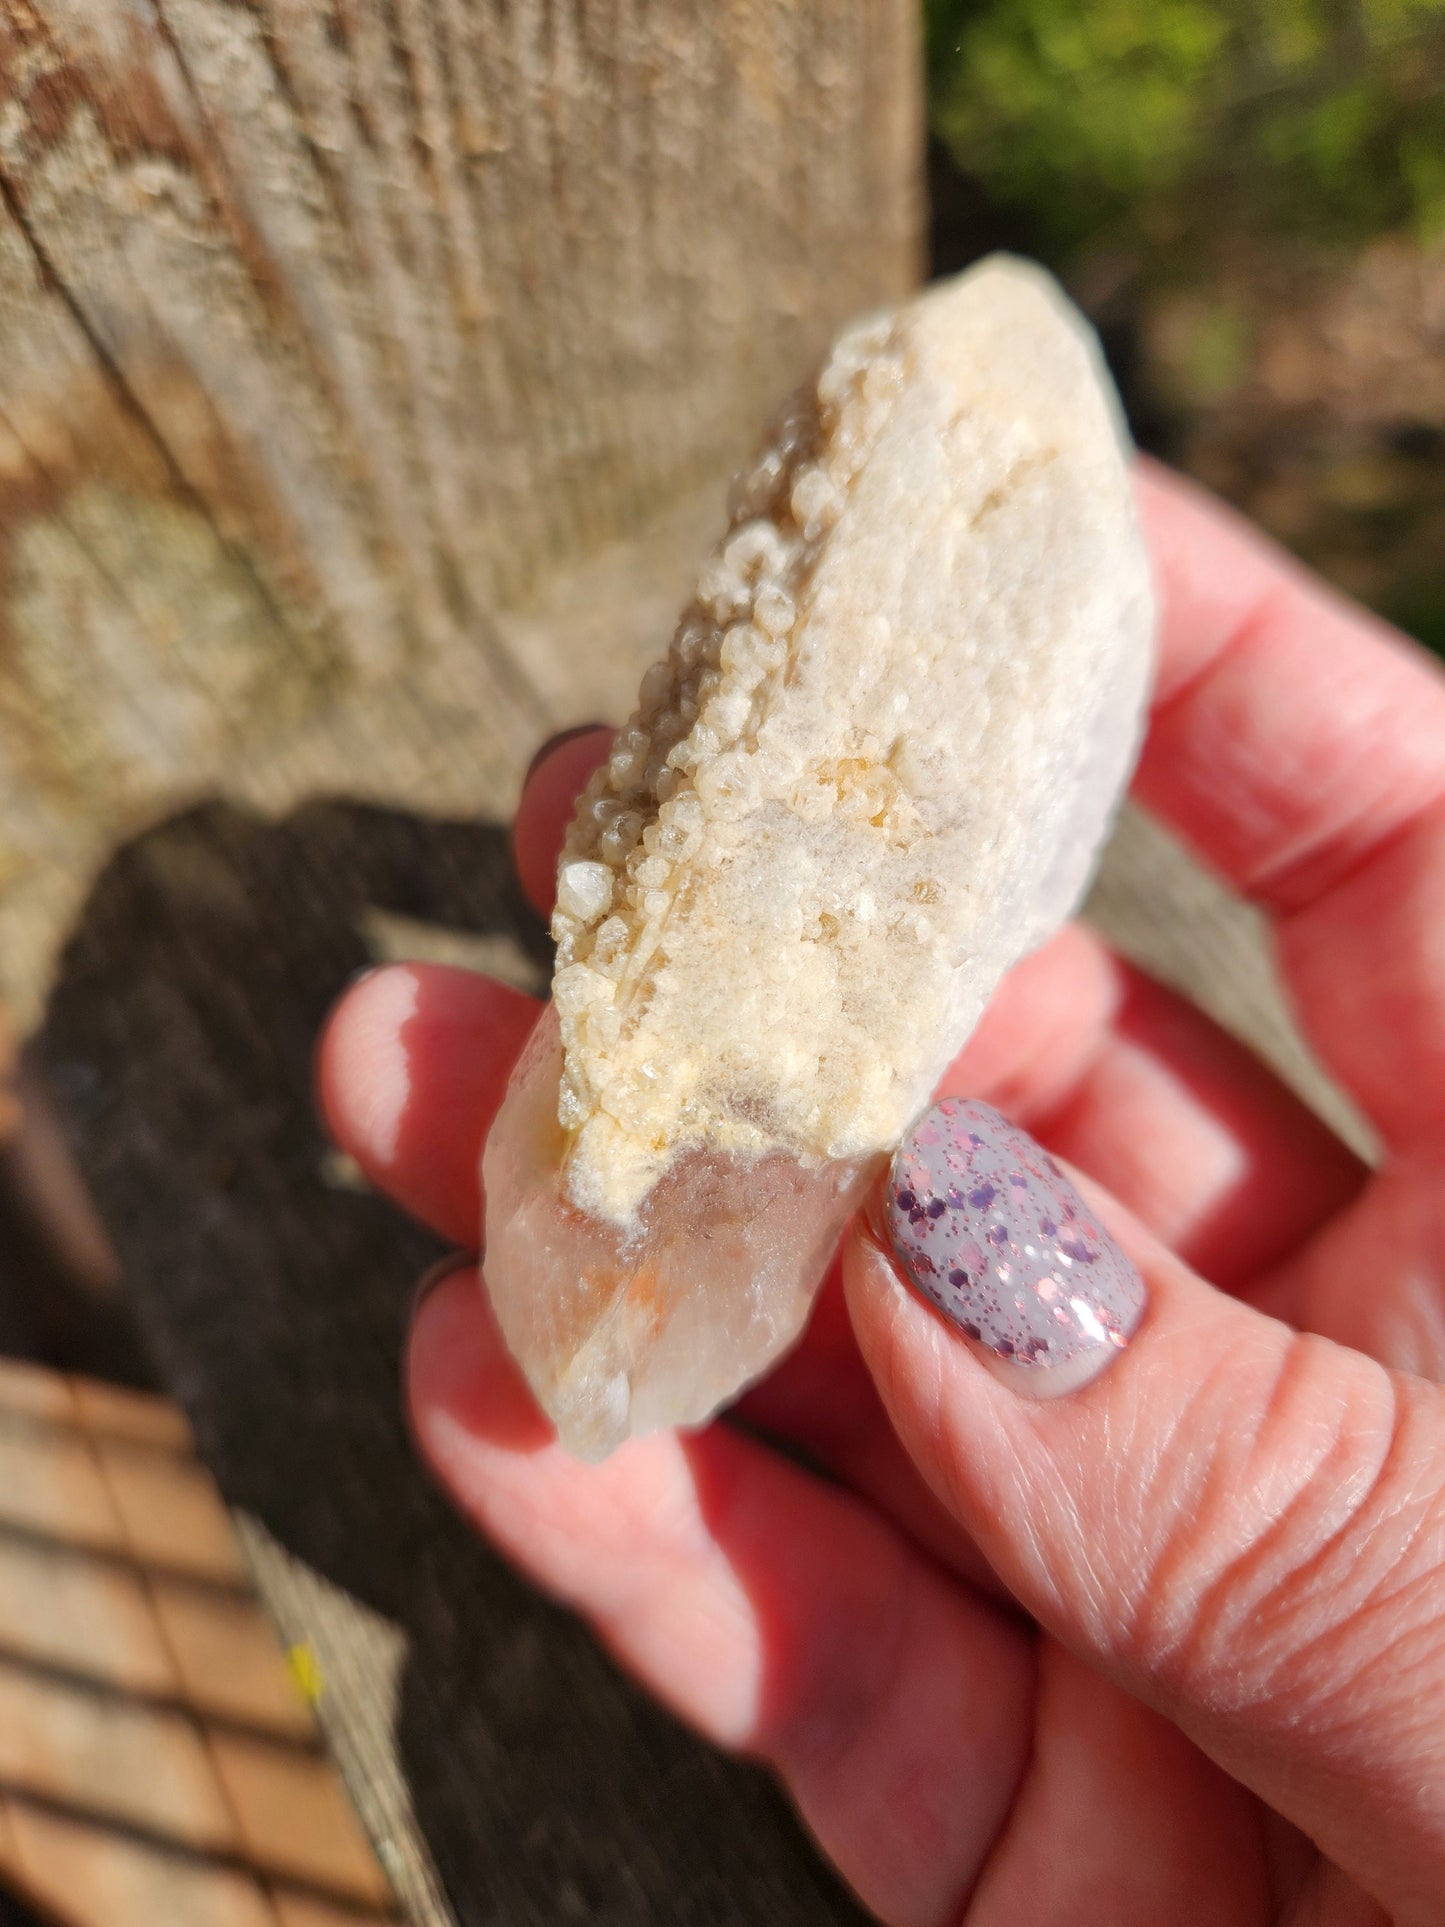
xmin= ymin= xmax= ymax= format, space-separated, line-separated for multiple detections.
xmin=33 ymin=799 xmax=870 ymax=1927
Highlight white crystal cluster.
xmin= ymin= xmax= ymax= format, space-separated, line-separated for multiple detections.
xmin=484 ymin=255 xmax=1155 ymax=1458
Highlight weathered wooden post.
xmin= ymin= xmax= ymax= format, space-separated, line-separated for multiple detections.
xmin=2 ymin=8 xmax=923 ymax=1921
xmin=0 ymin=1 xmax=921 ymax=1021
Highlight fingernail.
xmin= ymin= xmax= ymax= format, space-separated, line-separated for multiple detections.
xmin=411 ymin=1253 xmax=475 ymax=1324
xmin=885 ymin=1099 xmax=1144 ymax=1396
xmin=525 ymin=723 xmax=610 ymax=785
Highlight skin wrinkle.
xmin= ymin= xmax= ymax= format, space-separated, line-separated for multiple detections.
xmin=1280 ymin=1514 xmax=1445 ymax=1754
xmin=1266 ymin=1431 xmax=1442 ymax=1701
xmin=1020 ymin=1303 xmax=1211 ymax=1659
xmin=1315 ymin=1591 xmax=1445 ymax=1746
xmin=1076 ymin=1391 xmax=1151 ymax=1643
xmin=1128 ymin=1334 xmax=1377 ymax=1706
xmin=1024 ymin=1411 xmax=1115 ymax=1647
xmin=1345 ymin=1487 xmax=1445 ymax=1650
xmin=1268 ymin=790 xmax=1445 ymax=932
xmin=906 ymin=1323 xmax=1079 ymax=1636
xmin=1162 ymin=1349 xmax=1400 ymax=1710
xmin=851 ymin=1213 xmax=1445 ymax=1917
xmin=1147 ymin=576 xmax=1295 ymax=725
xmin=330 ymin=451 xmax=1445 ymax=1921
xmin=1128 ymin=1355 xmax=1445 ymax=1904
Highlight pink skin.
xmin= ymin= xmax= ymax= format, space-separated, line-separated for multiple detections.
xmin=318 ymin=457 xmax=1445 ymax=1926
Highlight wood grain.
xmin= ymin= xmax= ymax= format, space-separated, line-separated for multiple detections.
xmin=0 ymin=0 xmax=922 ymax=1024
xmin=3 ymin=5 xmax=922 ymax=1920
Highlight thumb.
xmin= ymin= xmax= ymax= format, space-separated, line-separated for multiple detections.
xmin=845 ymin=1097 xmax=1445 ymax=1919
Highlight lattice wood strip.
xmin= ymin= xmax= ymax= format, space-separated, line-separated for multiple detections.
xmin=0 ymin=1360 xmax=398 ymax=1927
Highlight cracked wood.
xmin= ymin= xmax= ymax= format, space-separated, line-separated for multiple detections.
xmin=0 ymin=0 xmax=922 ymax=1024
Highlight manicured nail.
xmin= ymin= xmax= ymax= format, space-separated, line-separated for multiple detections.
xmin=885 ymin=1099 xmax=1144 ymax=1395
xmin=525 ymin=723 xmax=610 ymax=785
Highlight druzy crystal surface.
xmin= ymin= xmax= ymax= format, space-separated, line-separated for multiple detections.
xmin=483 ymin=254 xmax=1155 ymax=1459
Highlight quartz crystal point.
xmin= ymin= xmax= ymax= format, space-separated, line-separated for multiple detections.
xmin=484 ymin=254 xmax=1155 ymax=1460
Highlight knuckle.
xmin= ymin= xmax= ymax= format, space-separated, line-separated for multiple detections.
xmin=1122 ymin=1333 xmax=1445 ymax=1721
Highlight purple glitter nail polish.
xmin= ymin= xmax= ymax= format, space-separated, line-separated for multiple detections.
xmin=885 ymin=1098 xmax=1144 ymax=1391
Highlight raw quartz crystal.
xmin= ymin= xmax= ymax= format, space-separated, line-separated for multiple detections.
xmin=484 ymin=254 xmax=1155 ymax=1459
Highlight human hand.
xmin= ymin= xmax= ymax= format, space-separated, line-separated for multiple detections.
xmin=319 ymin=458 xmax=1445 ymax=1925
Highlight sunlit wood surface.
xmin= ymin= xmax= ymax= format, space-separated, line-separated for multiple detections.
xmin=0 ymin=1360 xmax=396 ymax=1927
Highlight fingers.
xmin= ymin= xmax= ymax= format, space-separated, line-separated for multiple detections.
xmin=1256 ymin=1147 xmax=1445 ymax=1382
xmin=315 ymin=916 xmax=1361 ymax=1420
xmin=741 ymin=928 xmax=1367 ymax=1581
xmin=966 ymin=1649 xmax=1275 ymax=1927
xmin=316 ymin=963 xmax=538 ymax=1244
xmin=1278 ymin=803 xmax=1445 ymax=1152
xmin=735 ymin=1265 xmax=1009 ymax=1597
xmin=317 ymin=719 xmax=1361 ymax=1339
xmin=512 ymin=722 xmax=1362 ymax=1280
xmin=848 ymin=1098 xmax=1445 ymax=1918
xmin=1135 ymin=460 xmax=1445 ymax=1148
xmin=513 ymin=725 xmax=613 ymax=916
xmin=408 ymin=1268 xmax=1033 ymax=1927
xmin=952 ymin=924 xmax=1364 ymax=1289
xmin=313 ymin=719 xmax=603 ymax=1242
xmin=1136 ymin=456 xmax=1445 ymax=905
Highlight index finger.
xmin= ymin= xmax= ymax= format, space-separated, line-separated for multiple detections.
xmin=1134 ymin=458 xmax=1445 ymax=1147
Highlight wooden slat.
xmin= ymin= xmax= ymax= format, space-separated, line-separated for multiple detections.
xmin=272 ymin=1896 xmax=395 ymax=1927
xmin=150 ymin=1585 xmax=316 ymax=1744
xmin=70 ymin=1382 xmax=194 ymax=1454
xmin=0 ymin=0 xmax=921 ymax=1031
xmin=3 ymin=1803 xmax=274 ymax=1927
xmin=0 ymin=1422 xmax=126 ymax=1556
xmin=93 ymin=1444 xmax=249 ymax=1588
xmin=0 ymin=1661 xmax=236 ymax=1850
xmin=209 ymin=1737 xmax=395 ymax=1908
xmin=0 ymin=1538 xmax=176 ymax=1698
xmin=0 ymin=1362 xmax=75 ymax=1427
xmin=0 ymin=1363 xmax=396 ymax=1927
xmin=3 ymin=8 xmax=924 ymax=1919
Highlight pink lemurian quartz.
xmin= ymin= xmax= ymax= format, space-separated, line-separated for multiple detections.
xmin=483 ymin=255 xmax=1154 ymax=1459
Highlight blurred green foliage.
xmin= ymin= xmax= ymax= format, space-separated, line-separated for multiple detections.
xmin=925 ymin=0 xmax=1445 ymax=254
